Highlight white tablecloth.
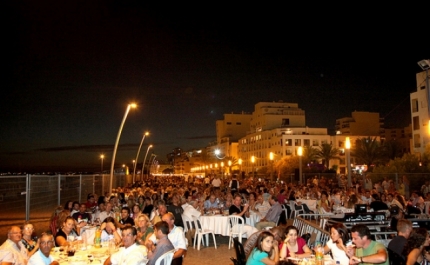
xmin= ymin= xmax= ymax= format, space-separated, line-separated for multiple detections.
xmin=297 ymin=199 xmax=317 ymax=212
xmin=199 ymin=213 xmax=260 ymax=236
xmin=50 ymin=245 xmax=112 ymax=265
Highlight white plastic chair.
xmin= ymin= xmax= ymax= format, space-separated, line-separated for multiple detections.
xmin=181 ymin=214 xmax=193 ymax=233
xmin=227 ymin=215 xmax=245 ymax=249
xmin=191 ymin=215 xmax=217 ymax=250
xmin=290 ymin=201 xmax=304 ymax=218
xmin=154 ymin=249 xmax=175 ymax=265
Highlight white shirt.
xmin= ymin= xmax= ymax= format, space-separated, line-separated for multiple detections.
xmin=0 ymin=239 xmax=28 ymax=265
xmin=28 ymin=249 xmax=54 ymax=265
xmin=110 ymin=243 xmax=147 ymax=265
xmin=0 ymin=249 xmax=14 ymax=263
xmin=98 ymin=211 xmax=114 ymax=223
xmin=212 ymin=178 xmax=221 ymax=187
xmin=183 ymin=205 xmax=201 ymax=221
xmin=255 ymin=201 xmax=271 ymax=217
xmin=325 ymin=239 xmax=349 ymax=265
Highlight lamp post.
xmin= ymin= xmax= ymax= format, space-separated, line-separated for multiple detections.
xmin=147 ymin=153 xmax=156 ymax=176
xmin=298 ymin=147 xmax=303 ymax=185
xmin=149 ymin=154 xmax=157 ymax=175
xmin=251 ymin=156 xmax=255 ymax=179
xmin=100 ymin=154 xmax=104 ymax=173
xmin=269 ymin=152 xmax=274 ymax=181
xmin=345 ymin=137 xmax=352 ymax=188
xmin=133 ymin=131 xmax=149 ymax=183
xmin=141 ymin=145 xmax=153 ymax=180
xmin=238 ymin=159 xmax=242 ymax=175
xmin=228 ymin=160 xmax=232 ymax=176
xmin=221 ymin=162 xmax=224 ymax=177
xmin=109 ymin=103 xmax=136 ymax=195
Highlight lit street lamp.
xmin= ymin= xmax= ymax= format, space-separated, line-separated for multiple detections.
xmin=109 ymin=103 xmax=136 ymax=194
xmin=100 ymin=154 xmax=104 ymax=173
xmin=269 ymin=152 xmax=274 ymax=181
xmin=141 ymin=144 xmax=153 ymax=180
xmin=214 ymin=149 xmax=226 ymax=159
xmin=345 ymin=137 xmax=352 ymax=188
xmin=298 ymin=147 xmax=303 ymax=185
xmin=251 ymin=156 xmax=255 ymax=179
xmin=149 ymin=154 xmax=157 ymax=175
xmin=133 ymin=131 xmax=149 ymax=183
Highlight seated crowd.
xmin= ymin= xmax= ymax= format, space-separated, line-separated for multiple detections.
xmin=1 ymin=173 xmax=430 ymax=265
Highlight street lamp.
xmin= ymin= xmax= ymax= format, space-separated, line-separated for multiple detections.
xmin=417 ymin=60 xmax=430 ymax=135
xmin=221 ymin=162 xmax=224 ymax=177
xmin=133 ymin=131 xmax=149 ymax=183
xmin=228 ymin=160 xmax=232 ymax=176
xmin=345 ymin=137 xmax=352 ymax=188
xmin=251 ymin=156 xmax=255 ymax=179
xmin=100 ymin=154 xmax=104 ymax=173
xmin=149 ymin=154 xmax=157 ymax=175
xmin=269 ymin=152 xmax=274 ymax=181
xmin=141 ymin=145 xmax=153 ymax=180
xmin=109 ymin=103 xmax=136 ymax=195
xmin=297 ymin=147 xmax=303 ymax=185
xmin=214 ymin=149 xmax=226 ymax=159
xmin=238 ymin=159 xmax=242 ymax=174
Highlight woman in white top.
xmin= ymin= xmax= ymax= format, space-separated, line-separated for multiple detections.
xmin=323 ymin=223 xmax=350 ymax=265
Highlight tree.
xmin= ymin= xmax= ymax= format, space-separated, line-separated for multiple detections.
xmin=303 ymin=146 xmax=319 ymax=165
xmin=316 ymin=143 xmax=340 ymax=169
xmin=382 ymin=139 xmax=404 ymax=161
xmin=353 ymin=137 xmax=386 ymax=171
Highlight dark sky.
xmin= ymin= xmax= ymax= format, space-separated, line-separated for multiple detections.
xmin=1 ymin=2 xmax=428 ymax=173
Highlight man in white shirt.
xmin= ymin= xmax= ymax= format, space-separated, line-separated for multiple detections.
xmin=28 ymin=233 xmax=58 ymax=265
xmin=254 ymin=195 xmax=271 ymax=218
xmin=212 ymin=175 xmax=222 ymax=189
xmin=99 ymin=202 xmax=114 ymax=223
xmin=0 ymin=226 xmax=28 ymax=265
xmin=103 ymin=226 xmax=147 ymax=265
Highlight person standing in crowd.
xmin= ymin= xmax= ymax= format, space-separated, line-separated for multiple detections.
xmin=212 ymin=175 xmax=222 ymax=190
xmin=229 ymin=174 xmax=239 ymax=195
xmin=347 ymin=224 xmax=388 ymax=265
xmin=28 ymin=233 xmax=58 ymax=265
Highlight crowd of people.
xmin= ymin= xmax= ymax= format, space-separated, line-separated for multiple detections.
xmin=1 ymin=173 xmax=430 ymax=265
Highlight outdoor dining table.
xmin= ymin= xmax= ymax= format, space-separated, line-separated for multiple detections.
xmin=199 ymin=212 xmax=260 ymax=236
xmin=50 ymin=244 xmax=116 ymax=265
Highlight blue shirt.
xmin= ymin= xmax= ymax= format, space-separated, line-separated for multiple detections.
xmin=246 ymin=248 xmax=268 ymax=265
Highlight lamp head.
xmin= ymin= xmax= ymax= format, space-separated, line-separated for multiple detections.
xmin=418 ymin=59 xmax=430 ymax=70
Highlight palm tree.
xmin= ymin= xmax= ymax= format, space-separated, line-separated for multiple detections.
xmin=353 ymin=137 xmax=386 ymax=171
xmin=303 ymin=146 xmax=319 ymax=165
xmin=316 ymin=143 xmax=340 ymax=169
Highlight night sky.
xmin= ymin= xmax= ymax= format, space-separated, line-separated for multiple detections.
xmin=1 ymin=2 xmax=428 ymax=173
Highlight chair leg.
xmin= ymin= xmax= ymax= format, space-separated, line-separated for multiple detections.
xmin=228 ymin=236 xmax=232 ymax=249
xmin=212 ymin=233 xmax=217 ymax=249
xmin=197 ymin=234 xmax=202 ymax=250
xmin=205 ymin=234 xmax=209 ymax=247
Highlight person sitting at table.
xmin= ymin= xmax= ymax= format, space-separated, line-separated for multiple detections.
xmin=28 ymin=233 xmax=58 ymax=265
xmin=21 ymin=221 xmax=39 ymax=258
xmin=146 ymin=221 xmax=175 ymax=265
xmin=254 ymin=195 xmax=271 ymax=219
xmin=246 ymin=231 xmax=279 ymax=265
xmin=204 ymin=194 xmax=219 ymax=212
xmin=70 ymin=201 xmax=80 ymax=216
xmin=0 ymin=226 xmax=28 ymax=265
xmin=142 ymin=197 xmax=154 ymax=217
xmin=279 ymin=226 xmax=312 ymax=260
xmin=369 ymin=193 xmax=389 ymax=212
xmin=131 ymin=204 xmax=142 ymax=221
xmin=322 ymin=223 xmax=350 ymax=265
xmin=99 ymin=202 xmax=114 ymax=223
xmin=255 ymin=195 xmax=283 ymax=230
xmin=103 ymin=225 xmax=148 ymax=265
xmin=402 ymin=228 xmax=430 ymax=265
xmin=55 ymin=216 xmax=80 ymax=247
xmin=167 ymin=193 xmax=184 ymax=229
xmin=71 ymin=203 xmax=91 ymax=225
xmin=347 ymin=224 xmax=388 ymax=265
xmin=136 ymin=214 xmax=154 ymax=246
xmin=100 ymin=217 xmax=122 ymax=245
xmin=317 ymin=191 xmax=331 ymax=214
xmin=244 ymin=226 xmax=285 ymax=257
xmin=151 ymin=200 xmax=167 ymax=226
xmin=230 ymin=194 xmax=259 ymax=237
xmin=85 ymin=193 xmax=98 ymax=210
xmin=117 ymin=207 xmax=135 ymax=229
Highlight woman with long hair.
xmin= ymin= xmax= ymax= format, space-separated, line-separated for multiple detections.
xmin=279 ymin=226 xmax=312 ymax=259
xmin=64 ymin=200 xmax=73 ymax=212
xmin=403 ymin=228 xmax=430 ymax=265
xmin=99 ymin=217 xmax=122 ymax=245
xmin=322 ymin=223 xmax=350 ymax=265
xmin=21 ymin=221 xmax=39 ymax=257
xmin=136 ymin=214 xmax=154 ymax=245
xmin=246 ymin=231 xmax=279 ymax=265
xmin=55 ymin=216 xmax=80 ymax=247
xmin=131 ymin=204 xmax=142 ymax=220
